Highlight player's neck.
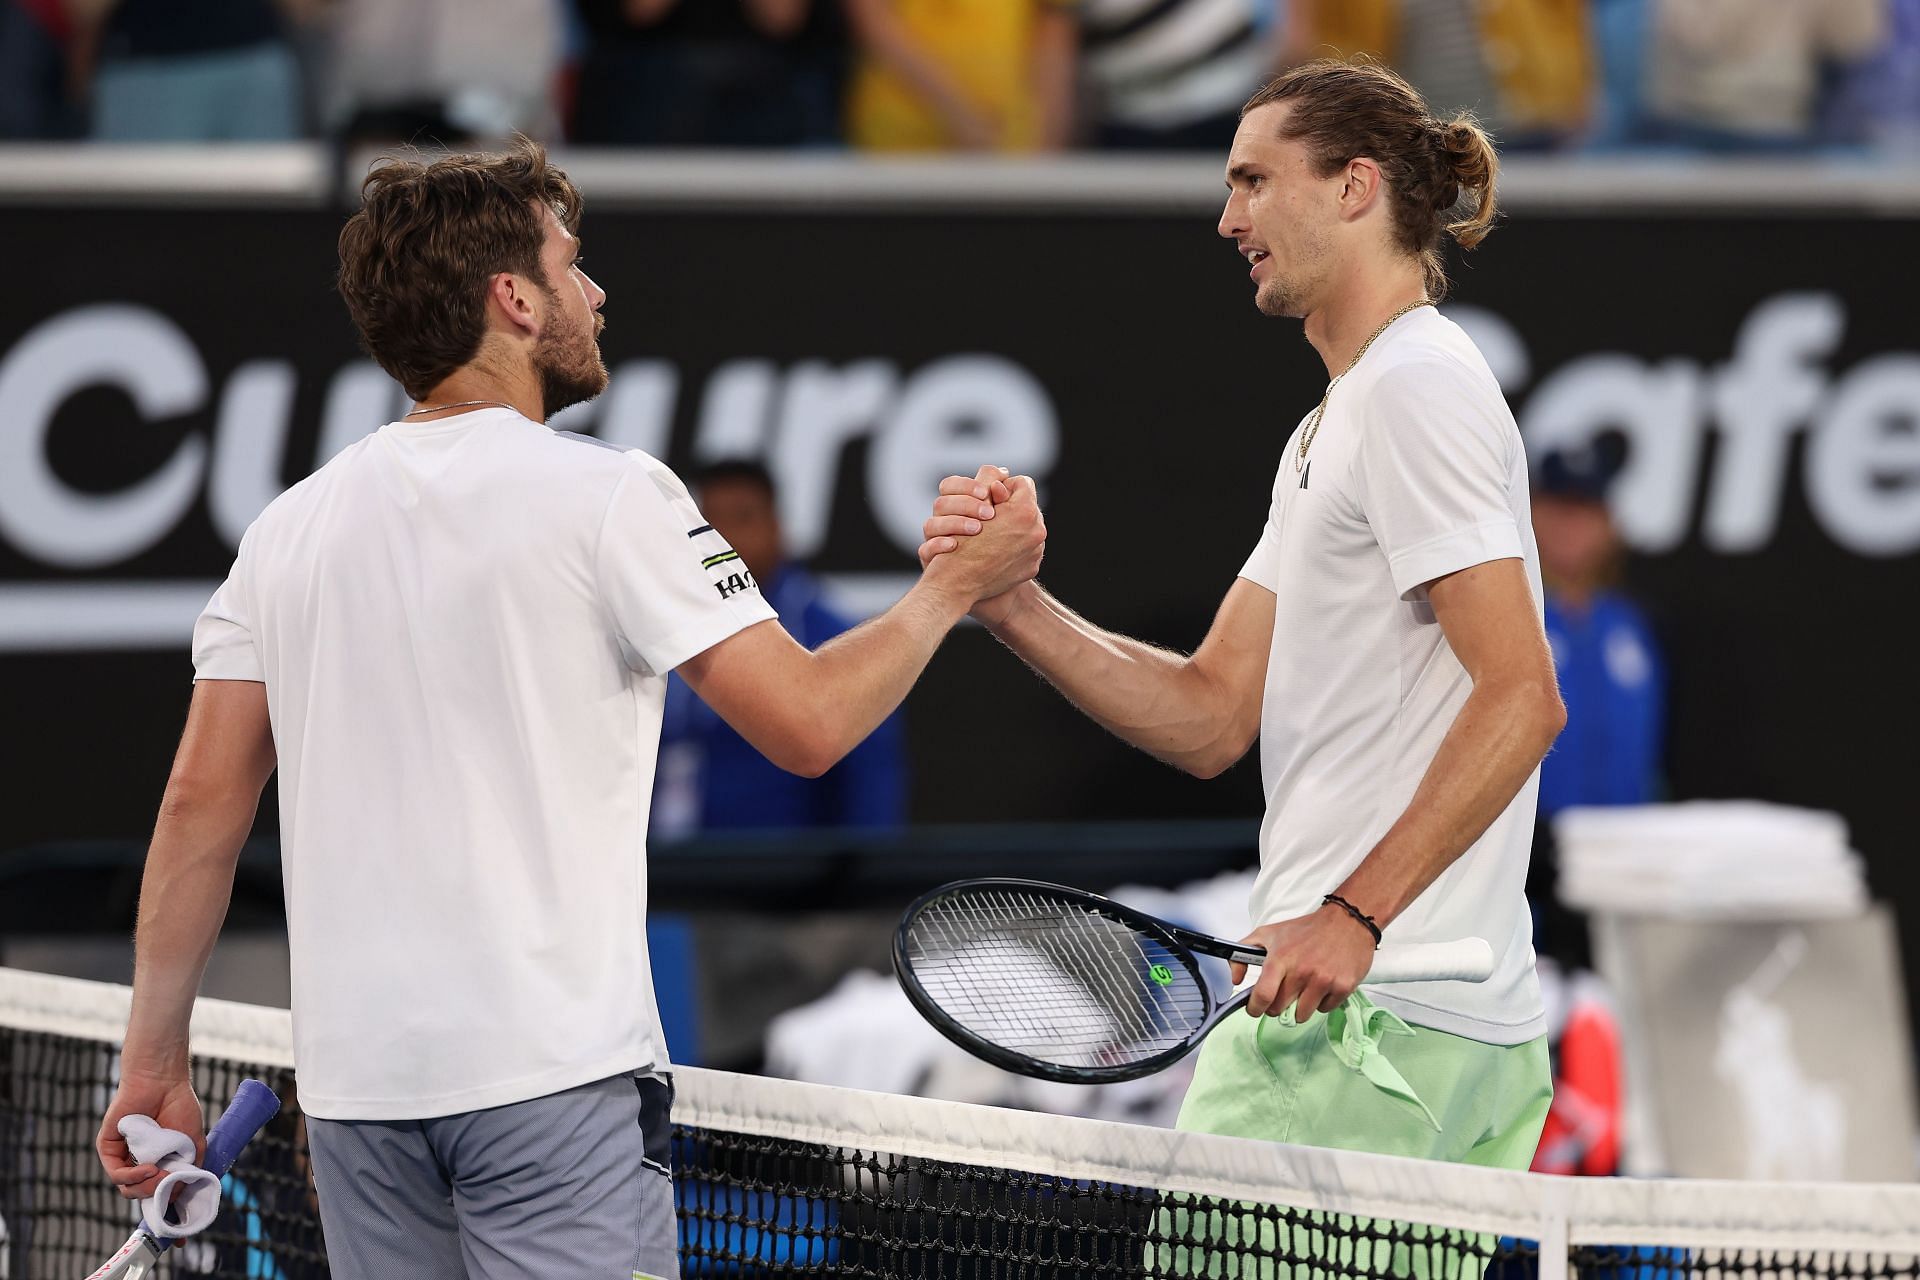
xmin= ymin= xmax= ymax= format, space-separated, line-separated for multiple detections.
xmin=410 ymin=363 xmax=544 ymax=424
xmin=1302 ymin=262 xmax=1430 ymax=379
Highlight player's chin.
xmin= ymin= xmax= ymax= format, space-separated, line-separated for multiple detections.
xmin=1253 ymin=286 xmax=1296 ymax=318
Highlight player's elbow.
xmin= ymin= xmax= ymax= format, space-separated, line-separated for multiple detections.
xmin=1512 ymin=678 xmax=1567 ymax=757
xmin=781 ymin=747 xmax=838 ymax=780
xmin=1539 ymin=683 xmax=1569 ymax=745
xmin=157 ymin=769 xmax=244 ymax=822
xmin=1178 ymin=728 xmax=1256 ymax=780
xmin=1180 ymin=752 xmax=1232 ymax=781
xmin=767 ymin=723 xmax=843 ymax=779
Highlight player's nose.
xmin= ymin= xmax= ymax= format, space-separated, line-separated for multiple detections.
xmin=1217 ymin=195 xmax=1247 ymax=240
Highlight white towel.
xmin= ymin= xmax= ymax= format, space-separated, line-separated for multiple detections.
xmin=117 ymin=1115 xmax=222 ymax=1239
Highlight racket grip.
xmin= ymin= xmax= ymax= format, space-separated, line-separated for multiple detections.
xmin=200 ymin=1079 xmax=280 ymax=1178
xmin=1365 ymin=938 xmax=1495 ymax=984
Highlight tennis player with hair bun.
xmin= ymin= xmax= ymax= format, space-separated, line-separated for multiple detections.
xmin=922 ymin=61 xmax=1564 ymax=1168
xmin=95 ymin=139 xmax=1043 ymax=1279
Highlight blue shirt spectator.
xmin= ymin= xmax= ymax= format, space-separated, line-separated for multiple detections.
xmin=1532 ymin=441 xmax=1667 ymax=818
xmin=1527 ymin=442 xmax=1666 ymax=969
xmin=1540 ymin=589 xmax=1664 ymax=816
xmin=653 ymin=462 xmax=908 ymax=835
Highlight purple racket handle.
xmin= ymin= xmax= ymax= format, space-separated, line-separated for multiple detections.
xmin=143 ymin=1077 xmax=280 ymax=1252
xmin=201 ymin=1078 xmax=280 ymax=1177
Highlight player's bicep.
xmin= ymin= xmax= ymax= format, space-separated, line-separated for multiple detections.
xmin=1425 ymin=559 xmax=1556 ymax=695
xmin=170 ymin=679 xmax=276 ymax=799
xmin=674 ymin=620 xmax=820 ymax=771
xmin=1191 ymin=576 xmax=1276 ymax=744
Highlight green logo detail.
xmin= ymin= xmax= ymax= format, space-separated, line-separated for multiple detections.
xmin=1148 ymin=964 xmax=1174 ymax=987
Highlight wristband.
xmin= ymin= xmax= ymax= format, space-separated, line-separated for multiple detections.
xmin=1321 ymin=893 xmax=1382 ymax=947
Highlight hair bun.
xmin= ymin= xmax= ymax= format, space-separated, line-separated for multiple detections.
xmin=1433 ymin=115 xmax=1498 ymax=248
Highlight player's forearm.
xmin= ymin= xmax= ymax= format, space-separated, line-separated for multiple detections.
xmin=121 ymin=786 xmax=258 ymax=1074
xmin=786 ymin=579 xmax=970 ymax=775
xmin=986 ymin=584 xmax=1244 ymax=776
xmin=1334 ymin=676 xmax=1564 ymax=927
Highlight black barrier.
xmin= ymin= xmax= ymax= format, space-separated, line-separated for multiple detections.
xmin=0 ymin=198 xmax=1915 ymax=1008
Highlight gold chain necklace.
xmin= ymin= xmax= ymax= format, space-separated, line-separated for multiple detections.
xmin=404 ymin=399 xmax=519 ymax=417
xmin=1295 ymin=299 xmax=1430 ymax=473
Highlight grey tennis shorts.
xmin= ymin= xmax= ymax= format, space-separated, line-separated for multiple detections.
xmin=305 ymin=1072 xmax=678 ymax=1280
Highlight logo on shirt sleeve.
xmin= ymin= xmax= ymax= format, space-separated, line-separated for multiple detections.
xmin=687 ymin=525 xmax=759 ymax=601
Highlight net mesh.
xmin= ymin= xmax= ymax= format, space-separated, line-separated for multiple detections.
xmin=3 ymin=966 xmax=1918 ymax=1280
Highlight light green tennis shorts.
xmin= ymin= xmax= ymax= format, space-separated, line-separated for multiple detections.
xmin=1154 ymin=997 xmax=1552 ymax=1278
xmin=1175 ymin=993 xmax=1552 ymax=1169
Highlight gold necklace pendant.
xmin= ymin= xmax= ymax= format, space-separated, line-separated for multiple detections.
xmin=1294 ymin=299 xmax=1428 ymax=473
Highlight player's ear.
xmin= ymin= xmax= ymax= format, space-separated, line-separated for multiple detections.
xmin=1340 ymin=157 xmax=1384 ymax=221
xmin=487 ymin=272 xmax=540 ymax=336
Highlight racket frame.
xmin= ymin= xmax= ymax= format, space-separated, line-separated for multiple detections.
xmin=892 ymin=877 xmax=1257 ymax=1086
xmin=894 ymin=877 xmax=1495 ymax=1087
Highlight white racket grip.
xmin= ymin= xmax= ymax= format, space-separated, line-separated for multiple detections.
xmin=1363 ymin=937 xmax=1494 ymax=984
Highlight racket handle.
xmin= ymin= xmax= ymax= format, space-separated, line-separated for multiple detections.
xmin=201 ymin=1079 xmax=281 ymax=1178
xmin=1219 ymin=939 xmax=1493 ymax=984
xmin=1365 ymin=938 xmax=1494 ymax=984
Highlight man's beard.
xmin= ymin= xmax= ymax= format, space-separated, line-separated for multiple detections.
xmin=1255 ymin=273 xmax=1309 ymax=318
xmin=533 ymin=299 xmax=610 ymax=420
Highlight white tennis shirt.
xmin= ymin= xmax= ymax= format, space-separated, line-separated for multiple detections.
xmin=192 ymin=409 xmax=775 ymax=1119
xmin=1239 ymin=307 xmax=1547 ymax=1044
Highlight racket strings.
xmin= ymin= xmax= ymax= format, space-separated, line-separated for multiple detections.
xmin=904 ymin=888 xmax=1211 ymax=1069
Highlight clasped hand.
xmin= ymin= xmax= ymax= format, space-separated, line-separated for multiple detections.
xmin=918 ymin=465 xmax=1045 ymax=619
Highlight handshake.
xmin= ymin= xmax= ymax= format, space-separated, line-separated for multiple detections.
xmin=916 ymin=464 xmax=1047 ymax=624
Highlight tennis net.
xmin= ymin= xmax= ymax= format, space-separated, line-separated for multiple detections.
xmin=3 ymin=964 xmax=1917 ymax=1279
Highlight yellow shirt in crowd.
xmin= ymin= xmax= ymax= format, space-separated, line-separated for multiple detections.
xmin=849 ymin=0 xmax=1076 ymax=151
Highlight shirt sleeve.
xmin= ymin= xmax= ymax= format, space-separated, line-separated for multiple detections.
xmin=1238 ymin=515 xmax=1280 ymax=590
xmin=192 ymin=533 xmax=264 ymax=682
xmin=596 ymin=455 xmax=777 ymax=676
xmin=1354 ymin=360 xmax=1523 ymax=600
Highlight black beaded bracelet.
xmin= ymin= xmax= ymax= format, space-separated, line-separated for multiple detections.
xmin=1321 ymin=893 xmax=1382 ymax=947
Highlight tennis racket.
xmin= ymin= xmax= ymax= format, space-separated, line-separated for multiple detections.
xmin=893 ymin=878 xmax=1495 ymax=1085
xmin=85 ymin=1078 xmax=282 ymax=1280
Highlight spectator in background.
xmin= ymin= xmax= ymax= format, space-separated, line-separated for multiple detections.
xmin=844 ymin=0 xmax=1077 ymax=151
xmin=321 ymin=0 xmax=562 ymax=142
xmin=654 ymin=460 xmax=908 ymax=837
xmin=1525 ymin=442 xmax=1653 ymax=1179
xmin=1585 ymin=0 xmax=1653 ymax=148
xmin=69 ymin=0 xmax=308 ymax=141
xmin=1528 ymin=441 xmax=1665 ymax=967
xmin=0 ymin=0 xmax=83 ymax=137
xmin=1082 ymin=0 xmax=1281 ymax=151
xmin=1823 ymin=0 xmax=1920 ymax=154
xmin=1288 ymin=0 xmax=1592 ymax=147
xmin=1535 ymin=444 xmax=1664 ymax=817
xmin=1642 ymin=0 xmax=1884 ymax=149
xmin=571 ymin=0 xmax=847 ymax=146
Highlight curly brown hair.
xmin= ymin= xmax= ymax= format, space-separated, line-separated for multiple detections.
xmin=337 ymin=138 xmax=584 ymax=400
xmin=1243 ymin=59 xmax=1498 ymax=301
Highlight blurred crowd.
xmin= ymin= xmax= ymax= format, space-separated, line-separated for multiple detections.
xmin=2 ymin=0 xmax=1916 ymax=155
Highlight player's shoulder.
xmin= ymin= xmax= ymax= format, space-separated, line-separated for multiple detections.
xmin=541 ymin=429 xmax=669 ymax=480
xmin=1362 ymin=311 xmax=1502 ymax=399
xmin=248 ymin=432 xmax=378 ymax=533
xmin=544 ymin=433 xmax=701 ymax=513
xmin=1358 ymin=314 xmax=1514 ymax=443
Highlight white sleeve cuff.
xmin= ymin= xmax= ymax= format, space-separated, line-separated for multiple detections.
xmin=1387 ymin=518 xmax=1522 ymax=599
xmin=640 ymin=596 xmax=779 ymax=676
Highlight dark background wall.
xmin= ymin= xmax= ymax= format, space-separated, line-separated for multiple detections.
xmin=2 ymin=203 xmax=1914 ymax=957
